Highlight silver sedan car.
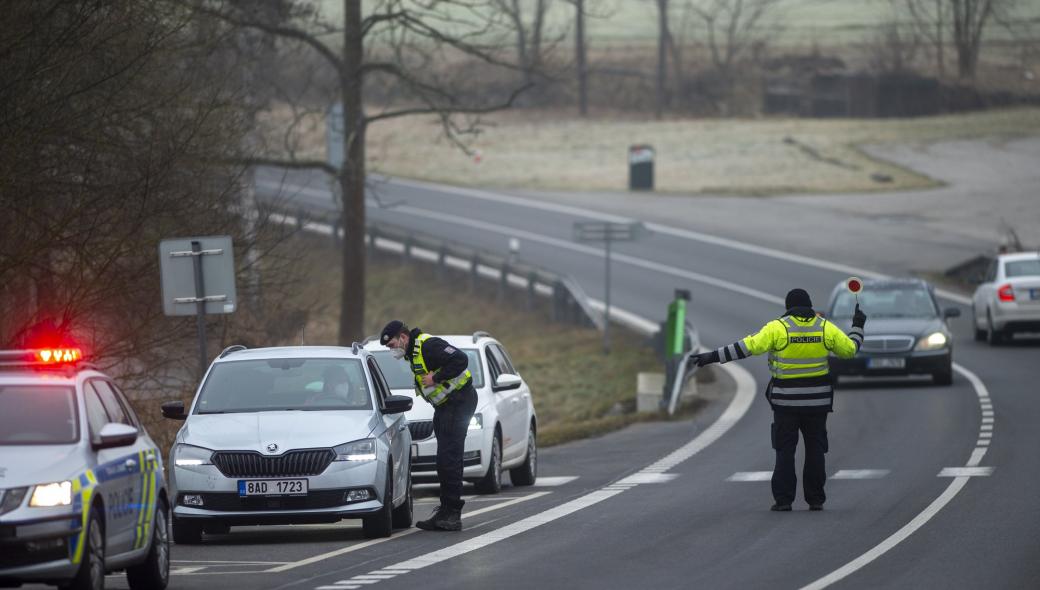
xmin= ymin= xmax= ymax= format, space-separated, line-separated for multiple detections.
xmin=972 ymin=251 xmax=1040 ymax=344
xmin=160 ymin=345 xmax=413 ymax=542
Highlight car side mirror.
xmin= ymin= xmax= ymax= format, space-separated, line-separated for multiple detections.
xmin=383 ymin=395 xmax=413 ymax=414
xmin=493 ymin=373 xmax=522 ymax=392
xmin=943 ymin=308 xmax=961 ymax=319
xmin=161 ymin=400 xmax=187 ymax=421
xmin=94 ymin=423 xmax=138 ymax=450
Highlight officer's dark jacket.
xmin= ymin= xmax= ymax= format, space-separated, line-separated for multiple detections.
xmin=404 ymin=328 xmax=469 ymax=385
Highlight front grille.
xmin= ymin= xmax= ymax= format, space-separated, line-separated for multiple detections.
xmin=187 ymin=489 xmax=356 ymax=511
xmin=212 ymin=449 xmax=334 ymax=478
xmin=408 ymin=420 xmax=434 ymax=441
xmin=0 ymin=539 xmax=67 ymax=568
xmin=861 ymin=336 xmax=915 ymax=353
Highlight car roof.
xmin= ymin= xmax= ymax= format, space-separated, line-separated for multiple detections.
xmin=998 ymin=251 xmax=1040 ymax=263
xmin=363 ymin=332 xmax=496 ymax=351
xmin=214 ymin=346 xmax=367 ymax=363
xmin=0 ymin=366 xmax=107 ymax=386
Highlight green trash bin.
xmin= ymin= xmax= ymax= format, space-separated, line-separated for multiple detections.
xmin=628 ymin=144 xmax=654 ymax=191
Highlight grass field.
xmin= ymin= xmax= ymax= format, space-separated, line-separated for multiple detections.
xmin=365 ymin=107 xmax=1040 ymax=194
xmin=138 ymin=232 xmax=683 ymax=451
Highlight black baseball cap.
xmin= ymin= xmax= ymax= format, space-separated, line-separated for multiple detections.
xmin=380 ymin=320 xmax=408 ymax=345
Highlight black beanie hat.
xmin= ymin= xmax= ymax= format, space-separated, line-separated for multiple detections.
xmin=785 ymin=288 xmax=813 ymax=310
xmin=380 ymin=320 xmax=408 ymax=345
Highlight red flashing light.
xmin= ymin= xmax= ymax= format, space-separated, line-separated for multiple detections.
xmin=34 ymin=348 xmax=83 ymax=364
xmin=997 ymin=284 xmax=1015 ymax=302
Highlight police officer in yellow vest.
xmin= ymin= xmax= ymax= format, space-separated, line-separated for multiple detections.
xmin=381 ymin=320 xmax=477 ymax=531
xmin=691 ymin=289 xmax=866 ymax=511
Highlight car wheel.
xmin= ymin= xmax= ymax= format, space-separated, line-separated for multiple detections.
xmin=391 ymin=467 xmax=413 ymax=529
xmin=986 ymin=311 xmax=1005 ymax=345
xmin=473 ymin=432 xmax=502 ymax=494
xmin=363 ymin=461 xmax=394 ymax=538
xmin=127 ymin=498 xmax=170 ymax=590
xmin=172 ymin=515 xmax=202 ymax=545
xmin=64 ymin=507 xmax=105 ymax=590
xmin=972 ymin=307 xmax=986 ymax=342
xmin=509 ymin=424 xmax=537 ymax=486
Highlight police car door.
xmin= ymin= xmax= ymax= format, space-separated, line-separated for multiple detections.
xmin=85 ymin=380 xmax=142 ymax=556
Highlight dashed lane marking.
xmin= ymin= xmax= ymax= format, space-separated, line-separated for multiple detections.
xmin=616 ymin=473 xmax=678 ymax=485
xmin=832 ymin=470 xmax=890 ymax=480
xmin=727 ymin=471 xmax=773 ymax=482
xmin=939 ymin=467 xmax=994 ymax=477
xmin=532 ymin=476 xmax=579 ymax=487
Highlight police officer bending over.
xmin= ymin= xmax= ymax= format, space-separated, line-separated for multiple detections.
xmin=381 ymin=320 xmax=477 ymax=531
xmin=691 ymin=288 xmax=866 ymax=511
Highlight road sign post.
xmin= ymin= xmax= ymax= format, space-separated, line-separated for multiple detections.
xmin=573 ymin=221 xmax=647 ymax=354
xmin=159 ymin=236 xmax=237 ymax=377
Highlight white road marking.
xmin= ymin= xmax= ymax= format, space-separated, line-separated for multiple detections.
xmin=616 ymin=473 xmax=678 ymax=485
xmin=978 ymin=432 xmax=992 ymax=438
xmin=727 ymin=471 xmax=773 ymax=482
xmin=269 ymin=492 xmax=548 ymax=573
xmin=800 ymin=363 xmax=993 ymax=590
xmin=531 ymin=476 xmax=579 ymax=487
xmin=832 ymin=470 xmax=890 ymax=480
xmin=939 ymin=467 xmax=995 ymax=477
xmin=171 ymin=567 xmax=206 ymax=574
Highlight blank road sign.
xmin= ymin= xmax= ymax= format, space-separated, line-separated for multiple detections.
xmin=159 ymin=236 xmax=237 ymax=316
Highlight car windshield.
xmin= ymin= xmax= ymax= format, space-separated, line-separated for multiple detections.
xmin=830 ymin=285 xmax=939 ymax=319
xmin=1005 ymin=259 xmax=1040 ymax=278
xmin=194 ymin=358 xmax=372 ymax=414
xmin=371 ymin=349 xmax=484 ymax=390
xmin=0 ymin=385 xmax=79 ymax=445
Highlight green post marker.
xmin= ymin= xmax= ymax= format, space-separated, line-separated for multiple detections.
xmin=666 ymin=289 xmax=691 ymax=358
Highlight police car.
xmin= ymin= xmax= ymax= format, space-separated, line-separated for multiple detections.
xmin=0 ymin=348 xmax=169 ymax=590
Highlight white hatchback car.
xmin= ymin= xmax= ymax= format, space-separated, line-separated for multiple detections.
xmin=366 ymin=331 xmax=537 ymax=494
xmin=972 ymin=252 xmax=1040 ymax=344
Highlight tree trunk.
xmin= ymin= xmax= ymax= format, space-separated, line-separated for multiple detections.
xmin=656 ymin=0 xmax=669 ymax=119
xmin=339 ymin=0 xmax=366 ymax=345
xmin=575 ymin=0 xmax=587 ymax=116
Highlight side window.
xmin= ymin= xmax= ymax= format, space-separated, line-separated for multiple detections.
xmin=107 ymin=382 xmax=140 ymax=427
xmin=484 ymin=347 xmax=502 ymax=383
xmin=83 ymin=384 xmax=111 ymax=438
xmin=91 ymin=380 xmax=132 ymax=426
xmin=367 ymin=360 xmax=390 ymax=407
xmin=488 ymin=345 xmax=514 ymax=376
xmin=492 ymin=344 xmax=517 ymax=374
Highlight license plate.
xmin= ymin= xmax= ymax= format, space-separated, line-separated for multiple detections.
xmin=238 ymin=479 xmax=308 ymax=497
xmin=1030 ymin=288 xmax=1039 ymax=300
xmin=868 ymin=357 xmax=906 ymax=369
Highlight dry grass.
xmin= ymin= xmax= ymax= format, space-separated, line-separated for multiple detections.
xmin=365 ymin=107 xmax=1040 ymax=194
xmin=136 ymin=232 xmax=667 ymax=450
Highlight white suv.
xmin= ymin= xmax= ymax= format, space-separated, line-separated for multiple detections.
xmin=972 ymin=252 xmax=1040 ymax=344
xmin=366 ymin=331 xmax=537 ymax=494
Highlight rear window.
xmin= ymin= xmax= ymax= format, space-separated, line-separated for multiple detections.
xmin=195 ymin=358 xmax=372 ymax=414
xmin=371 ymin=349 xmax=483 ymax=390
xmin=830 ymin=285 xmax=938 ymax=319
xmin=1005 ymin=259 xmax=1040 ymax=278
xmin=0 ymin=386 xmax=79 ymax=445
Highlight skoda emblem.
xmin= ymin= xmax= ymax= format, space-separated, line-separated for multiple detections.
xmin=266 ymin=443 xmax=279 ymax=453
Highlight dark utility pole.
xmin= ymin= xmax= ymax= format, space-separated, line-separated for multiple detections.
xmin=575 ymin=0 xmax=588 ymax=116
xmin=655 ymin=0 xmax=668 ymax=119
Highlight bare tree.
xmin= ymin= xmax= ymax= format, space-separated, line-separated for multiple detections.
xmin=656 ymin=0 xmax=671 ymax=119
xmin=898 ymin=0 xmax=1016 ymax=81
xmin=869 ymin=18 xmax=922 ymax=73
xmin=685 ymin=0 xmax=785 ymax=78
xmin=188 ymin=1 xmax=531 ymax=345
xmin=573 ymin=0 xmax=589 ymax=116
xmin=901 ymin=0 xmax=952 ymax=79
xmin=495 ymin=0 xmax=552 ymax=88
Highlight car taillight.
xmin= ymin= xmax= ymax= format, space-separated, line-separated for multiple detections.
xmin=997 ymin=284 xmax=1015 ymax=302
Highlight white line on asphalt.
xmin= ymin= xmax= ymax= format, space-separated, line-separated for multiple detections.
xmin=171 ymin=567 xmax=206 ymax=574
xmin=939 ymin=467 xmax=995 ymax=477
xmin=268 ymin=492 xmax=548 ymax=573
xmin=616 ymin=473 xmax=679 ymax=484
xmin=532 ymin=476 xmax=579 ymax=487
xmin=727 ymin=471 xmax=773 ymax=482
xmin=800 ymin=363 xmax=993 ymax=590
xmin=832 ymin=470 xmax=890 ymax=480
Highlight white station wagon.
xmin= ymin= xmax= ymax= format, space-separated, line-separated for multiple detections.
xmin=366 ymin=331 xmax=537 ymax=493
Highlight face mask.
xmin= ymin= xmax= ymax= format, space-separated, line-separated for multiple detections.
xmin=390 ymin=347 xmax=405 ymax=360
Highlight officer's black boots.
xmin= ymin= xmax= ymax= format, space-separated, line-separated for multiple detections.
xmin=770 ymin=503 xmax=792 ymax=512
xmin=416 ymin=507 xmax=462 ymax=531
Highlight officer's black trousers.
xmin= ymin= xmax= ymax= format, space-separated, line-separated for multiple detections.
xmin=771 ymin=411 xmax=828 ymax=506
xmin=432 ymin=385 xmax=477 ymax=511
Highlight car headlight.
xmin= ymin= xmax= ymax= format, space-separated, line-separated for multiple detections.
xmin=29 ymin=481 xmax=72 ymax=507
xmin=172 ymin=444 xmax=214 ymax=467
xmin=334 ymin=439 xmax=377 ymax=462
xmin=468 ymin=413 xmax=483 ymax=431
xmin=915 ymin=332 xmax=949 ymax=351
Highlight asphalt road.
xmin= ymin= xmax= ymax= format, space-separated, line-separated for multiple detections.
xmin=106 ymin=166 xmax=1040 ymax=590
